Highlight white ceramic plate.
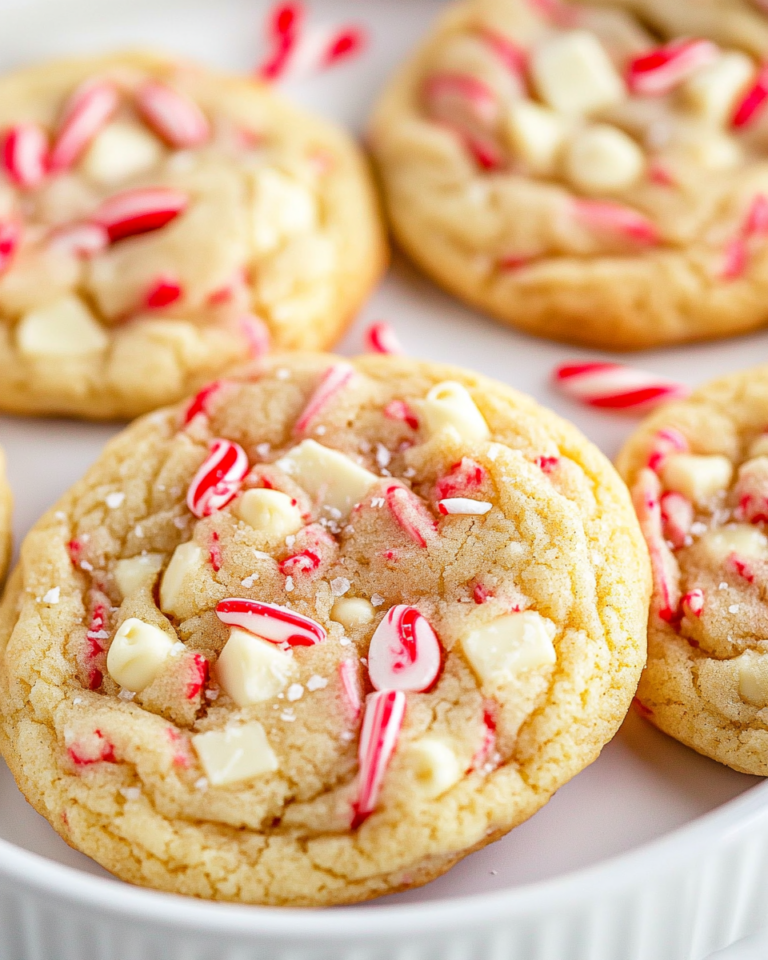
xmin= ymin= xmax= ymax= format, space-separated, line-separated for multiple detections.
xmin=1 ymin=1 xmax=768 ymax=958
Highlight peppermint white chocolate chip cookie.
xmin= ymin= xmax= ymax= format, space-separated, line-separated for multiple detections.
xmin=0 ymin=52 xmax=386 ymax=419
xmin=617 ymin=365 xmax=768 ymax=775
xmin=370 ymin=0 xmax=768 ymax=350
xmin=0 ymin=447 xmax=10 ymax=584
xmin=0 ymin=354 xmax=649 ymax=906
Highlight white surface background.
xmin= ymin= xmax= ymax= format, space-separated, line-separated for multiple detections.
xmin=0 ymin=0 xmax=765 ymax=938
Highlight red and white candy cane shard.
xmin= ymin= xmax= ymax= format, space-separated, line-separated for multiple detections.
xmin=526 ymin=0 xmax=580 ymax=26
xmin=47 ymin=222 xmax=109 ymax=258
xmin=363 ymin=321 xmax=403 ymax=355
xmin=470 ymin=703 xmax=498 ymax=772
xmin=626 ymin=39 xmax=718 ymax=96
xmin=368 ymin=605 xmax=442 ymax=693
xmin=423 ymin=73 xmax=500 ymax=147
xmin=719 ymin=194 xmax=768 ymax=280
xmin=438 ymin=497 xmax=492 ymax=516
xmin=2 ymin=123 xmax=48 ymax=189
xmin=355 ymin=690 xmax=407 ymax=824
xmin=339 ymin=658 xmax=362 ymax=719
xmin=0 ymin=220 xmax=21 ymax=275
xmin=435 ymin=458 xmax=488 ymax=500
xmin=735 ymin=457 xmax=768 ymax=523
xmin=183 ymin=380 xmax=225 ymax=425
xmin=93 ymin=187 xmax=188 ymax=243
xmin=732 ymin=63 xmax=768 ymax=129
xmin=294 ymin=361 xmax=355 ymax=435
xmin=647 ymin=427 xmax=689 ymax=473
xmin=479 ymin=29 xmax=528 ymax=81
xmin=744 ymin=194 xmax=768 ymax=237
xmin=386 ymin=484 xmax=438 ymax=548
xmin=279 ymin=550 xmax=321 ymax=576
xmin=145 ymin=274 xmax=183 ymax=309
xmin=383 ymin=399 xmax=419 ymax=430
xmin=682 ymin=588 xmax=705 ymax=618
xmin=322 ymin=27 xmax=366 ymax=68
xmin=239 ymin=313 xmax=271 ymax=359
xmin=49 ymin=79 xmax=119 ymax=173
xmin=721 ymin=237 xmax=748 ymax=281
xmin=572 ymin=199 xmax=660 ymax=246
xmin=633 ymin=468 xmax=681 ymax=623
xmin=660 ymin=491 xmax=693 ymax=549
xmin=135 ymin=81 xmax=211 ymax=149
xmin=216 ymin=598 xmax=326 ymax=646
xmin=186 ymin=438 xmax=249 ymax=518
xmin=553 ymin=362 xmax=689 ymax=412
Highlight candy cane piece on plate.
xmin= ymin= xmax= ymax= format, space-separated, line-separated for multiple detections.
xmin=186 ymin=438 xmax=249 ymax=518
xmin=553 ymin=362 xmax=689 ymax=411
xmin=216 ymin=598 xmax=326 ymax=646
xmin=367 ymin=605 xmax=442 ymax=693
xmin=364 ymin=321 xmax=403 ymax=355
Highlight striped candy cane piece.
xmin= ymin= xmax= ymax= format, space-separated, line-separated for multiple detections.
xmin=186 ymin=438 xmax=249 ymax=518
xmin=368 ymin=605 xmax=442 ymax=693
xmin=364 ymin=321 xmax=403 ymax=355
xmin=647 ymin=427 xmax=689 ymax=473
xmin=383 ymin=399 xmax=419 ymax=430
xmin=632 ymin=468 xmax=681 ymax=623
xmin=354 ymin=689 xmax=407 ymax=825
xmin=627 ymin=39 xmax=718 ymax=96
xmin=49 ymin=79 xmax=119 ymax=172
xmin=93 ymin=187 xmax=188 ymax=243
xmin=553 ymin=362 xmax=689 ymax=411
xmin=294 ymin=362 xmax=355 ymax=435
xmin=478 ymin=28 xmax=528 ymax=81
xmin=183 ymin=380 xmax=226 ymax=425
xmin=135 ymin=81 xmax=211 ymax=149
xmin=572 ymin=199 xmax=660 ymax=246
xmin=682 ymin=588 xmax=704 ymax=618
xmin=216 ymin=597 xmax=326 ymax=646
xmin=239 ymin=313 xmax=271 ymax=359
xmin=339 ymin=659 xmax=362 ymax=719
xmin=423 ymin=72 xmax=503 ymax=170
xmin=386 ymin=484 xmax=438 ymax=547
xmin=719 ymin=193 xmax=768 ymax=280
xmin=732 ymin=62 xmax=768 ymax=129
xmin=144 ymin=274 xmax=183 ymax=309
xmin=2 ymin=123 xmax=48 ymax=189
xmin=47 ymin=222 xmax=109 ymax=258
xmin=659 ymin=491 xmax=693 ymax=549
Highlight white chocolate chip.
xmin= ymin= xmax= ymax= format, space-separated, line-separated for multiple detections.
xmin=661 ymin=454 xmax=733 ymax=505
xmin=17 ymin=295 xmax=108 ymax=358
xmin=531 ymin=31 xmax=625 ymax=116
xmin=114 ymin=554 xmax=163 ymax=598
xmin=192 ymin=722 xmax=278 ymax=786
xmin=236 ymin=489 xmax=304 ymax=541
xmin=405 ymin=738 xmax=462 ymax=798
xmin=330 ymin=597 xmax=375 ymax=629
xmin=698 ymin=524 xmax=768 ymax=563
xmin=460 ymin=611 xmax=557 ymax=686
xmin=42 ymin=587 xmax=60 ymax=604
xmin=106 ymin=617 xmax=176 ymax=693
xmin=250 ymin=167 xmax=318 ymax=255
xmin=159 ymin=541 xmax=206 ymax=618
xmin=215 ymin=627 xmax=294 ymax=706
xmin=504 ymin=101 xmax=568 ymax=174
xmin=683 ymin=52 xmax=755 ymax=126
xmin=737 ymin=650 xmax=768 ymax=707
xmin=276 ymin=440 xmax=378 ymax=518
xmin=82 ymin=122 xmax=163 ymax=186
xmin=564 ymin=124 xmax=644 ymax=193
xmin=421 ymin=381 xmax=490 ymax=442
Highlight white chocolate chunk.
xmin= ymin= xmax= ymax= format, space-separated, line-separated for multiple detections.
xmin=114 ymin=555 xmax=163 ymax=598
xmin=160 ymin=541 xmax=206 ymax=618
xmin=82 ymin=122 xmax=163 ymax=185
xmin=236 ymin=489 xmax=303 ymax=540
xmin=661 ymin=454 xmax=733 ymax=505
xmin=405 ymin=738 xmax=462 ymax=798
xmin=330 ymin=597 xmax=375 ymax=629
xmin=698 ymin=524 xmax=768 ymax=563
xmin=192 ymin=722 xmax=278 ymax=786
xmin=564 ymin=124 xmax=644 ymax=193
xmin=749 ymin=434 xmax=768 ymax=459
xmin=683 ymin=52 xmax=755 ymax=125
xmin=422 ymin=382 xmax=490 ymax=442
xmin=17 ymin=295 xmax=108 ymax=358
xmin=737 ymin=651 xmax=768 ymax=707
xmin=674 ymin=130 xmax=743 ymax=171
xmin=460 ymin=611 xmax=557 ymax=686
xmin=250 ymin=168 xmax=318 ymax=255
xmin=276 ymin=440 xmax=378 ymax=518
xmin=215 ymin=627 xmax=294 ymax=707
xmin=504 ymin=101 xmax=568 ymax=174
xmin=531 ymin=31 xmax=625 ymax=116
xmin=106 ymin=617 xmax=176 ymax=693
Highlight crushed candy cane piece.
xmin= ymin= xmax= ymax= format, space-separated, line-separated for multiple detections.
xmin=354 ymin=689 xmax=406 ymax=825
xmin=682 ymin=588 xmax=705 ymax=618
xmin=145 ymin=274 xmax=183 ymax=309
xmin=553 ymin=362 xmax=689 ymax=411
xmin=2 ymin=123 xmax=48 ymax=188
xmin=49 ymin=79 xmax=119 ymax=172
xmin=632 ymin=469 xmax=680 ymax=622
xmin=294 ymin=362 xmax=355 ymax=435
xmin=93 ymin=186 xmax=188 ymax=243
xmin=364 ymin=321 xmax=403 ymax=355
xmin=732 ymin=63 xmax=768 ymax=128
xmin=368 ymin=605 xmax=442 ymax=693
xmin=216 ymin=597 xmax=326 ymax=646
xmin=0 ymin=220 xmax=20 ymax=275
xmin=135 ymin=81 xmax=210 ymax=148
xmin=186 ymin=438 xmax=249 ymax=518
xmin=47 ymin=222 xmax=109 ymax=258
xmin=240 ymin=313 xmax=271 ymax=358
xmin=383 ymin=399 xmax=418 ymax=430
xmin=435 ymin=458 xmax=488 ymax=499
xmin=339 ymin=659 xmax=362 ymax=718
xmin=183 ymin=380 xmax=225 ymax=424
xmin=572 ymin=199 xmax=659 ymax=246
xmin=386 ymin=484 xmax=437 ymax=547
xmin=660 ymin=491 xmax=693 ymax=549
xmin=626 ymin=39 xmax=718 ymax=96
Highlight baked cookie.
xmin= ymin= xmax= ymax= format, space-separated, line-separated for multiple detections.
xmin=618 ymin=365 xmax=768 ymax=775
xmin=0 ymin=354 xmax=648 ymax=906
xmin=0 ymin=447 xmax=11 ymax=584
xmin=0 ymin=52 xmax=386 ymax=419
xmin=370 ymin=0 xmax=768 ymax=350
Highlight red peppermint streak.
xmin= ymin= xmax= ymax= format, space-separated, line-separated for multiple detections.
xmin=93 ymin=187 xmax=188 ymax=243
xmin=364 ymin=321 xmax=404 ymax=355
xmin=216 ymin=597 xmax=326 ymax=646
xmin=186 ymin=438 xmax=249 ymax=518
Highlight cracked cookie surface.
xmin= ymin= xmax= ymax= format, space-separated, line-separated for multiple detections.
xmin=370 ymin=0 xmax=768 ymax=350
xmin=0 ymin=447 xmax=10 ymax=585
xmin=618 ymin=365 xmax=768 ymax=774
xmin=0 ymin=52 xmax=386 ymax=419
xmin=0 ymin=353 xmax=648 ymax=906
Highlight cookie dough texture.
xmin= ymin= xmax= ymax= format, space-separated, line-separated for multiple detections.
xmin=618 ymin=366 xmax=768 ymax=775
xmin=0 ymin=52 xmax=386 ymax=419
xmin=0 ymin=447 xmax=10 ymax=584
xmin=0 ymin=354 xmax=649 ymax=906
xmin=370 ymin=0 xmax=768 ymax=350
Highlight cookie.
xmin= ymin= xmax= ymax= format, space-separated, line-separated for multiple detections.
xmin=0 ymin=53 xmax=386 ymax=419
xmin=0 ymin=447 xmax=10 ymax=584
xmin=0 ymin=354 xmax=649 ymax=906
xmin=370 ymin=0 xmax=768 ymax=350
xmin=617 ymin=365 xmax=768 ymax=775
